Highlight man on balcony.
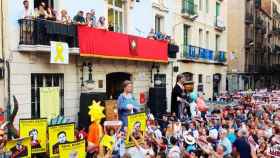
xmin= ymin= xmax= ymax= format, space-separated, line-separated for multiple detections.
xmin=22 ymin=0 xmax=33 ymax=19
xmin=73 ymin=11 xmax=85 ymax=24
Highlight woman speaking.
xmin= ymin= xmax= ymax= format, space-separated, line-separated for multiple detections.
xmin=117 ymin=80 xmax=140 ymax=128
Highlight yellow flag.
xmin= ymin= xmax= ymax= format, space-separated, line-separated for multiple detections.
xmin=40 ymin=87 xmax=60 ymax=121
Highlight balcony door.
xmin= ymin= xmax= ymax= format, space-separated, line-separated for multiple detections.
xmin=108 ymin=0 xmax=124 ymax=32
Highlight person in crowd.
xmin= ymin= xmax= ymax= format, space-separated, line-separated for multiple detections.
xmin=168 ymin=136 xmax=181 ymax=158
xmin=35 ymin=2 xmax=48 ymax=19
xmin=233 ymin=129 xmax=254 ymax=158
xmin=85 ymin=12 xmax=93 ymax=27
xmin=218 ymin=129 xmax=232 ymax=157
xmin=57 ymin=9 xmax=71 ymax=24
xmin=147 ymin=28 xmax=156 ymax=39
xmin=90 ymin=9 xmax=97 ymax=27
xmin=22 ymin=0 xmax=33 ymax=19
xmin=73 ymin=10 xmax=85 ymax=24
xmin=46 ymin=7 xmax=56 ymax=21
xmin=108 ymin=23 xmax=114 ymax=31
xmin=97 ymin=16 xmax=106 ymax=29
xmin=117 ymin=80 xmax=140 ymax=128
xmin=171 ymin=74 xmax=185 ymax=118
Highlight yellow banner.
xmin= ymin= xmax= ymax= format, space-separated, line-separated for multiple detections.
xmin=5 ymin=137 xmax=31 ymax=158
xmin=59 ymin=140 xmax=86 ymax=158
xmin=125 ymin=112 xmax=147 ymax=148
xmin=48 ymin=123 xmax=75 ymax=158
xmin=40 ymin=87 xmax=60 ymax=121
xmin=19 ymin=118 xmax=48 ymax=154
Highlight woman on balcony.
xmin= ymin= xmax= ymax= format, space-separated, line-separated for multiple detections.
xmin=35 ymin=2 xmax=48 ymax=19
xmin=57 ymin=9 xmax=71 ymax=24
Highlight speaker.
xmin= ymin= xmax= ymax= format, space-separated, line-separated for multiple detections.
xmin=78 ymin=92 xmax=107 ymax=130
xmin=148 ymin=88 xmax=167 ymax=118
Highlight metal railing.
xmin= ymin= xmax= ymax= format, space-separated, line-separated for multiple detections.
xmin=181 ymin=45 xmax=214 ymax=61
xmin=215 ymin=51 xmax=227 ymax=63
xmin=18 ymin=19 xmax=78 ymax=47
xmin=215 ymin=17 xmax=225 ymax=31
xmin=181 ymin=0 xmax=197 ymax=15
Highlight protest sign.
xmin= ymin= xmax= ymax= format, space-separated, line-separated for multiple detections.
xmin=19 ymin=118 xmax=48 ymax=154
xmin=5 ymin=137 xmax=31 ymax=158
xmin=48 ymin=123 xmax=75 ymax=158
xmin=268 ymin=144 xmax=280 ymax=158
xmin=59 ymin=140 xmax=86 ymax=158
xmin=100 ymin=135 xmax=115 ymax=151
xmin=126 ymin=112 xmax=147 ymax=148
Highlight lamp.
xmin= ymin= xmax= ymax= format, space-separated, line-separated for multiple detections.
xmin=86 ymin=62 xmax=95 ymax=84
xmin=80 ymin=62 xmax=95 ymax=89
xmin=151 ymin=63 xmax=161 ymax=85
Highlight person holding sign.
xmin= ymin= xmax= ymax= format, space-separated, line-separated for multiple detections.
xmin=10 ymin=139 xmax=28 ymax=158
xmin=117 ymin=80 xmax=141 ymax=128
xmin=29 ymin=129 xmax=41 ymax=149
xmin=52 ymin=131 xmax=70 ymax=154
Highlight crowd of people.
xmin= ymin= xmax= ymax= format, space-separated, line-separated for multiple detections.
xmin=97 ymin=75 xmax=279 ymax=158
xmin=22 ymin=0 xmax=109 ymax=30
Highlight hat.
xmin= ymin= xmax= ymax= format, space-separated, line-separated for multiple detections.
xmin=183 ymin=131 xmax=195 ymax=145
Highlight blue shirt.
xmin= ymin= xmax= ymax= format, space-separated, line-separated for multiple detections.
xmin=117 ymin=93 xmax=140 ymax=127
xmin=219 ymin=137 xmax=232 ymax=156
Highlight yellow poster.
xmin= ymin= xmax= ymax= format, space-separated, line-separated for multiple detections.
xmin=48 ymin=123 xmax=75 ymax=158
xmin=100 ymin=135 xmax=115 ymax=151
xmin=40 ymin=87 xmax=60 ymax=121
xmin=125 ymin=112 xmax=147 ymax=148
xmin=59 ymin=140 xmax=86 ymax=158
xmin=19 ymin=118 xmax=48 ymax=154
xmin=5 ymin=137 xmax=31 ymax=158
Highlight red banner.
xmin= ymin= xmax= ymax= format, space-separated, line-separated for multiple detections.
xmin=78 ymin=26 xmax=168 ymax=62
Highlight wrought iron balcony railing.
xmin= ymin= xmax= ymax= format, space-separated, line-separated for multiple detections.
xmin=18 ymin=19 xmax=78 ymax=48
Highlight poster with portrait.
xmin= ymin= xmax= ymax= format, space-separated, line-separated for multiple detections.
xmin=125 ymin=112 xmax=147 ymax=148
xmin=48 ymin=123 xmax=75 ymax=158
xmin=5 ymin=137 xmax=31 ymax=158
xmin=19 ymin=118 xmax=48 ymax=154
xmin=59 ymin=140 xmax=86 ymax=158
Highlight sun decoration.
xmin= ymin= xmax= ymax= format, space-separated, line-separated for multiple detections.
xmin=88 ymin=100 xmax=105 ymax=122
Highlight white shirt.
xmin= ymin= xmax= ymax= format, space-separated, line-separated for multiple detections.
xmin=168 ymin=146 xmax=181 ymax=158
xmin=22 ymin=7 xmax=33 ymax=18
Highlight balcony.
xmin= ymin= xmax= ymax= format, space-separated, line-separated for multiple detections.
xmin=181 ymin=0 xmax=198 ymax=20
xmin=273 ymin=44 xmax=280 ymax=53
xmin=272 ymin=27 xmax=280 ymax=35
xmin=215 ymin=51 xmax=227 ymax=63
xmin=18 ymin=19 xmax=79 ymax=54
xmin=180 ymin=45 xmax=227 ymax=64
xmin=245 ymin=12 xmax=253 ymax=24
xmin=214 ymin=17 xmax=226 ymax=31
xmin=256 ymin=17 xmax=266 ymax=31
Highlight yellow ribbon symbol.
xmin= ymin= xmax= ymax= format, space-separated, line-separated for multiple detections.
xmin=54 ymin=43 xmax=65 ymax=62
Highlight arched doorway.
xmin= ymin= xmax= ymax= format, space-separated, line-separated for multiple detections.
xmin=106 ymin=72 xmax=132 ymax=99
xmin=213 ymin=73 xmax=221 ymax=100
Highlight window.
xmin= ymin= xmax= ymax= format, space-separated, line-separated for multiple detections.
xmin=108 ymin=0 xmax=124 ymax=32
xmin=216 ymin=2 xmax=221 ymax=17
xmin=198 ymin=74 xmax=203 ymax=83
xmin=31 ymin=74 xmax=64 ymax=118
xmin=183 ymin=25 xmax=189 ymax=46
xmin=199 ymin=0 xmax=203 ymax=11
xmin=205 ymin=0 xmax=209 ymax=13
xmin=155 ymin=15 xmax=164 ymax=33
xmin=206 ymin=31 xmax=209 ymax=48
xmin=216 ymin=34 xmax=221 ymax=52
xmin=199 ymin=29 xmax=203 ymax=47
